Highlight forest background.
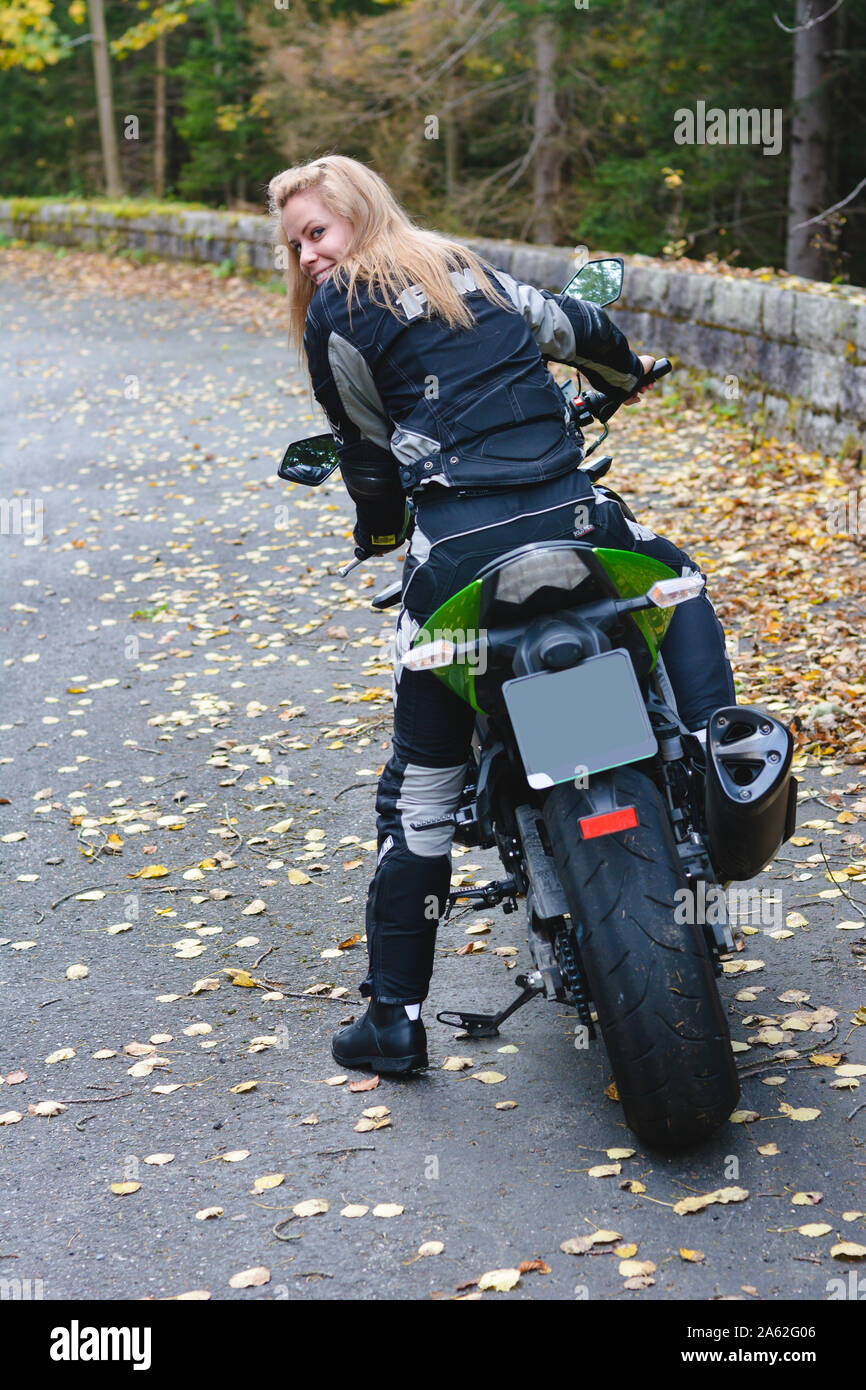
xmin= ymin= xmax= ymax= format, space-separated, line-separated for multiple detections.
xmin=1 ymin=0 xmax=864 ymax=284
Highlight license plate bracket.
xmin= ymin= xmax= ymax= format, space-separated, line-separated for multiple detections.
xmin=503 ymin=649 xmax=657 ymax=790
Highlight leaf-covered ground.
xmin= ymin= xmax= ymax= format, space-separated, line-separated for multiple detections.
xmin=1 ymin=244 xmax=865 ymax=1303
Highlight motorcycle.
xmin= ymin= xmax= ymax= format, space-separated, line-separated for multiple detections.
xmin=277 ymin=258 xmax=798 ymax=1150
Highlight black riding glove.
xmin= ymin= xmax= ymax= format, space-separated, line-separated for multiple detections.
xmin=353 ymin=501 xmax=414 ymax=560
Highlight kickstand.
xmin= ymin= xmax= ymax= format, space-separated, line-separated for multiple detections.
xmin=436 ymin=971 xmax=544 ymax=1039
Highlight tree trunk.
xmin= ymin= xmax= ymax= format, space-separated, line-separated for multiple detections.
xmin=785 ymin=0 xmax=833 ymax=279
xmin=154 ymin=30 xmax=166 ymax=199
xmin=88 ymin=0 xmax=123 ymax=196
xmin=532 ymin=15 xmax=559 ymax=245
xmin=444 ymin=68 xmax=461 ymax=204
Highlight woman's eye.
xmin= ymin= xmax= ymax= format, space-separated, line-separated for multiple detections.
xmin=312 ymin=227 xmax=324 ymax=239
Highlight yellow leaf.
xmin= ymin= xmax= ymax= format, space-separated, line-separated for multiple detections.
xmin=242 ymin=899 xmax=267 ymax=915
xmin=587 ymin=1163 xmax=622 ymax=1178
xmin=341 ymin=1204 xmax=369 ymax=1218
xmin=252 ymin=1174 xmax=284 ymax=1192
xmin=778 ymin=1103 xmax=821 ymax=1121
xmin=130 ymin=865 xmax=169 ymax=879
xmin=441 ymin=1056 xmax=474 ymax=1071
xmin=791 ymin=1192 xmax=823 ymax=1205
xmin=620 ymin=1179 xmax=646 ymax=1194
xmin=798 ymin=1223 xmax=832 ymax=1237
xmin=220 ymin=1150 xmax=250 ymax=1163
xmin=604 ymin=1081 xmax=619 ymax=1101
xmin=673 ymin=1186 xmax=749 ymax=1215
xmin=495 ymin=1100 xmax=518 ymax=1110
xmin=372 ymin=1203 xmax=403 ymax=1218
xmin=478 ymin=1268 xmax=521 ymax=1292
xmin=143 ymin=1153 xmax=174 ymax=1166
xmin=614 ymin=1243 xmax=638 ymax=1257
xmin=230 ymin=1080 xmax=259 ymax=1094
xmin=809 ymin=1053 xmax=843 ymax=1067
xmin=225 ymin=969 xmax=257 ymax=988
xmin=228 ymin=1266 xmax=270 ymax=1288
xmin=195 ymin=1207 xmax=223 ymax=1220
xmin=619 ymin=1259 xmax=656 ymax=1277
xmin=757 ymin=1142 xmax=779 ymax=1156
xmin=418 ymin=1240 xmax=444 ymax=1256
xmin=831 ymin=1242 xmax=866 ymax=1259
xmin=679 ymin=1248 xmax=705 ymax=1262
xmin=292 ymin=1199 xmax=329 ymax=1217
xmin=45 ymin=1048 xmax=75 ymax=1064
xmin=110 ymin=1182 xmax=141 ymax=1195
xmin=470 ymin=1071 xmax=506 ymax=1084
xmin=606 ymin=1147 xmax=635 ymax=1159
xmin=287 ymin=868 xmax=312 ymax=885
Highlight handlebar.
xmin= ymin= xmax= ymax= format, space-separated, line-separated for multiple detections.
xmin=573 ymin=357 xmax=672 ymax=426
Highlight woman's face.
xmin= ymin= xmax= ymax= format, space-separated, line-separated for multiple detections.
xmin=281 ymin=188 xmax=354 ymax=288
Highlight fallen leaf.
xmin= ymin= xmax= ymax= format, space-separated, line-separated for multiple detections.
xmin=791 ymin=1192 xmax=823 ymax=1205
xmin=798 ymin=1223 xmax=833 ymax=1237
xmin=29 ymin=1100 xmax=66 ymax=1117
xmin=418 ymin=1241 xmax=444 ymax=1256
xmin=679 ymin=1248 xmax=706 ymax=1262
xmin=292 ymin=1199 xmax=329 ymax=1217
xmin=253 ymin=1174 xmax=285 ymax=1193
xmin=619 ymin=1259 xmax=656 ymax=1277
xmin=778 ymin=1103 xmax=821 ymax=1121
xmin=831 ymin=1242 xmax=866 ymax=1260
xmin=441 ymin=1056 xmax=473 ymax=1071
xmin=220 ymin=1149 xmax=250 ymax=1163
xmin=195 ymin=1207 xmax=223 ymax=1220
xmin=341 ymin=1204 xmax=369 ymax=1218
xmin=477 ymin=1268 xmax=521 ymax=1292
xmin=110 ymin=1182 xmax=141 ymax=1196
xmin=349 ymin=1075 xmax=380 ymax=1092
xmin=470 ymin=1071 xmax=505 ymax=1084
xmin=673 ymin=1186 xmax=749 ymax=1215
xmin=229 ymin=1266 xmax=270 ymax=1288
xmin=372 ymin=1203 xmax=403 ymax=1218
xmin=587 ymin=1163 xmax=622 ymax=1178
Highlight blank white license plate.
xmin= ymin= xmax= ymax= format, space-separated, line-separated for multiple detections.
xmin=503 ymin=649 xmax=657 ymax=789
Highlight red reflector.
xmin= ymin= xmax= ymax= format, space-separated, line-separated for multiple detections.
xmin=579 ymin=806 xmax=639 ymax=839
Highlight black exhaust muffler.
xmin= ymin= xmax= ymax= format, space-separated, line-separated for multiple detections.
xmin=704 ymin=706 xmax=798 ymax=881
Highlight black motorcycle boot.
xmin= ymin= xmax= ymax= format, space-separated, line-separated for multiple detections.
xmin=331 ymin=1001 xmax=428 ymax=1075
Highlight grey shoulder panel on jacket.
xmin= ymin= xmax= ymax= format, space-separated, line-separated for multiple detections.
xmin=326 ymin=332 xmax=392 ymax=453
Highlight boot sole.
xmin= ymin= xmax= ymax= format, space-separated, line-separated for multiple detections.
xmin=331 ymin=1047 xmax=428 ymax=1075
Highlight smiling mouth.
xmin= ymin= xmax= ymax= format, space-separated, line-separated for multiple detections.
xmin=314 ymin=266 xmax=333 ymax=284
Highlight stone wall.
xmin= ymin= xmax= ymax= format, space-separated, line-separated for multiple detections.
xmin=2 ymin=198 xmax=863 ymax=456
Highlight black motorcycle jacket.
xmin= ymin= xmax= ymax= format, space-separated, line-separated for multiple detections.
xmin=302 ymin=262 xmax=646 ymax=542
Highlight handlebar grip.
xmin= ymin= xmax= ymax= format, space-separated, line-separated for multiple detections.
xmin=580 ymin=357 xmax=673 ymax=424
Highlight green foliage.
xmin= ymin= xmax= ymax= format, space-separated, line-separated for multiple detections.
xmin=0 ymin=0 xmax=863 ymax=279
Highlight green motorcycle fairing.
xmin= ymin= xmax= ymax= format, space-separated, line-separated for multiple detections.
xmin=411 ymin=544 xmax=677 ymax=715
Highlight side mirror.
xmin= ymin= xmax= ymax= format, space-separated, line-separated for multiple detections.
xmin=562 ymin=257 xmax=624 ymax=307
xmin=277 ymin=433 xmax=340 ymax=486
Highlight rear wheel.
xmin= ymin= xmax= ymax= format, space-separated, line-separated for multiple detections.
xmin=543 ymin=767 xmax=739 ymax=1149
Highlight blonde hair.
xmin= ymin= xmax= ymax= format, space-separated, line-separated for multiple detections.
xmin=267 ymin=154 xmax=513 ymax=361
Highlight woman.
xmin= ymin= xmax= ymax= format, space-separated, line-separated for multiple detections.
xmin=267 ymin=155 xmax=735 ymax=1075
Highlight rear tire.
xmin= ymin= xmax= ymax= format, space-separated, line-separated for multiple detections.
xmin=544 ymin=767 xmax=739 ymax=1150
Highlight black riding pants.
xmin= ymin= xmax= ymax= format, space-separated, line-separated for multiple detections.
xmin=359 ymin=470 xmax=736 ymax=1005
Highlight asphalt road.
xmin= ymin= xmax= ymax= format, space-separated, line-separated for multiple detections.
xmin=1 ymin=251 xmax=865 ymax=1307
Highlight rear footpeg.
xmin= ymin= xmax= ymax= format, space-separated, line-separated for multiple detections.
xmin=437 ymin=971 xmax=544 ymax=1038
